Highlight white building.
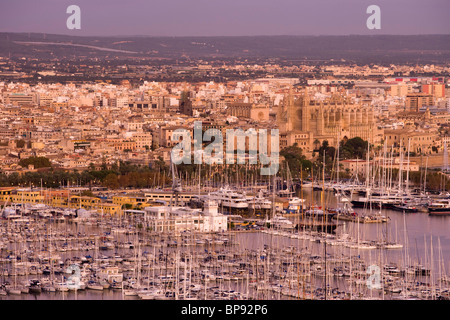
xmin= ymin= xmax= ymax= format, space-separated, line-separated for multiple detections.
xmin=144 ymin=200 xmax=227 ymax=233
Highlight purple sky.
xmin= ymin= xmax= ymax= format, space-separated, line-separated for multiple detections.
xmin=0 ymin=0 xmax=449 ymax=36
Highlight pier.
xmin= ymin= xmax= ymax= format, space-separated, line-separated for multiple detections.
xmin=1 ymin=204 xmax=448 ymax=300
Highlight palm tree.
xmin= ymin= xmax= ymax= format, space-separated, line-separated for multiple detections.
xmin=313 ymin=139 xmax=320 ymax=151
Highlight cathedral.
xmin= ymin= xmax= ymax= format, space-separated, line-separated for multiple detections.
xmin=277 ymin=88 xmax=379 ymax=153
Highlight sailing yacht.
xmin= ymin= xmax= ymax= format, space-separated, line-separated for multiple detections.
xmin=98 ymin=266 xmax=124 ymax=284
xmin=300 ymin=181 xmax=313 ymax=189
xmin=28 ymin=279 xmax=42 ymax=293
xmin=392 ymin=202 xmax=418 ymax=213
xmin=267 ymin=215 xmax=294 ymax=229
xmin=207 ymin=187 xmax=248 ymax=209
xmin=55 ymin=282 xmax=70 ymax=292
xmin=351 ymin=194 xmax=403 ymax=209
xmin=248 ymin=191 xmax=271 ymax=211
xmin=6 ymin=286 xmax=22 ymax=295
xmin=38 ymin=210 xmax=53 ymax=219
xmin=87 ymin=280 xmax=104 ymax=291
xmin=138 ymin=287 xmax=171 ymax=300
xmin=277 ymin=188 xmax=295 ymax=198
xmin=284 ymin=197 xmax=306 ymax=214
xmin=427 ymin=198 xmax=450 ymax=216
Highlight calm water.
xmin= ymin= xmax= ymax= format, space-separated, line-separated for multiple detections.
xmin=4 ymin=289 xmax=137 ymax=300
xmin=237 ymin=190 xmax=450 ymax=280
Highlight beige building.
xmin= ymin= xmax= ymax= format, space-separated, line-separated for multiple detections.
xmin=126 ymin=120 xmax=145 ymax=131
xmin=159 ymin=125 xmax=193 ymax=148
xmin=4 ymin=93 xmax=37 ymax=106
xmin=277 ymin=89 xmax=379 ymax=153
xmin=341 ymin=159 xmax=372 ymax=176
xmin=109 ymin=139 xmax=137 ymax=152
xmin=422 ymin=84 xmax=445 ymax=99
xmin=226 ymin=102 xmax=270 ymax=121
xmin=341 ymin=158 xmax=419 ymax=176
xmin=38 ymin=94 xmax=54 ymax=107
xmin=382 ymin=157 xmax=420 ymax=172
xmin=384 ymin=129 xmax=438 ymax=154
xmin=131 ymin=132 xmax=152 ymax=150
xmin=405 ymin=93 xmax=434 ymax=112
xmin=389 ymin=83 xmax=413 ymax=97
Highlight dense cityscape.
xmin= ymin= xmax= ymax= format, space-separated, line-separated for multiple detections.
xmin=1 ymin=30 xmax=450 ymax=303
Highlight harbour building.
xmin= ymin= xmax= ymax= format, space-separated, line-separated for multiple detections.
xmin=143 ymin=199 xmax=227 ymax=233
xmin=277 ymin=88 xmax=380 ymax=152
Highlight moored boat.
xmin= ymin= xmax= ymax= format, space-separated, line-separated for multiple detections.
xmin=427 ymin=199 xmax=450 ymax=216
xmin=28 ymin=280 xmax=42 ymax=293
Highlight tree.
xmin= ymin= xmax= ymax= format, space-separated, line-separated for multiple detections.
xmin=122 ymin=203 xmax=133 ymax=210
xmin=103 ymin=173 xmax=119 ymax=189
xmin=154 ymin=156 xmax=167 ymax=171
xmin=81 ymin=190 xmax=94 ymax=197
xmin=16 ymin=140 xmax=26 ymax=148
xmin=110 ymin=162 xmax=119 ymax=172
xmin=315 ymin=140 xmax=336 ymax=174
xmin=313 ymin=139 xmax=320 ymax=151
xmin=340 ymin=137 xmax=368 ymax=160
xmin=280 ymin=144 xmax=312 ymax=177
xmin=18 ymin=156 xmax=52 ymax=169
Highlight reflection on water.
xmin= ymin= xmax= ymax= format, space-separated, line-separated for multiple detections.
xmin=302 ymin=190 xmax=450 ymax=263
xmin=5 ymin=289 xmax=136 ymax=300
xmin=1 ymin=190 xmax=449 ymax=300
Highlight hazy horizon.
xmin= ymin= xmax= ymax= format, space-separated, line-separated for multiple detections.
xmin=0 ymin=0 xmax=448 ymax=37
xmin=3 ymin=32 xmax=450 ymax=38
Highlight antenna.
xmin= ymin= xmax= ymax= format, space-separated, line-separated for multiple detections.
xmin=444 ymin=140 xmax=448 ymax=172
xmin=169 ymin=158 xmax=182 ymax=209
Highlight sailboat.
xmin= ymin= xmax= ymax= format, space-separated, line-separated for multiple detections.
xmin=284 ymin=197 xmax=306 ymax=214
xmin=207 ymin=186 xmax=248 ymax=210
xmin=266 ymin=215 xmax=295 ymax=229
xmin=28 ymin=279 xmax=42 ymax=293
xmin=248 ymin=190 xmax=272 ymax=213
xmin=87 ymin=279 xmax=104 ymax=291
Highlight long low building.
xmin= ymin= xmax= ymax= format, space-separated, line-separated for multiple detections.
xmin=341 ymin=158 xmax=420 ymax=176
xmin=384 ymin=128 xmax=439 ymax=154
xmin=143 ymin=200 xmax=227 ymax=233
xmin=0 ymin=188 xmax=121 ymax=215
xmin=143 ymin=190 xmax=207 ymax=205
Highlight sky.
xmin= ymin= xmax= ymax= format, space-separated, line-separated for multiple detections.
xmin=0 ymin=0 xmax=449 ymax=36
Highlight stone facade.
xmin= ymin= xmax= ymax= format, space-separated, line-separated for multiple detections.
xmin=277 ymin=89 xmax=379 ymax=152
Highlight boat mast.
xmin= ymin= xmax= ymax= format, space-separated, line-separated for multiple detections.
xmin=398 ymin=140 xmax=403 ymax=195
xmin=424 ymin=157 xmax=428 ymax=194
xmin=321 ymin=150 xmax=325 ymax=211
xmin=406 ymin=138 xmax=411 ymax=195
xmin=366 ymin=139 xmax=370 ymax=193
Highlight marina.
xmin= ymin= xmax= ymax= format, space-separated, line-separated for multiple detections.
xmin=0 ymin=0 xmax=448 ymax=308
xmin=1 ymin=186 xmax=449 ymax=301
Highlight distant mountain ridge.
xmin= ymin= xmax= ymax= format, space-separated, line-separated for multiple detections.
xmin=1 ymin=32 xmax=449 ymax=64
